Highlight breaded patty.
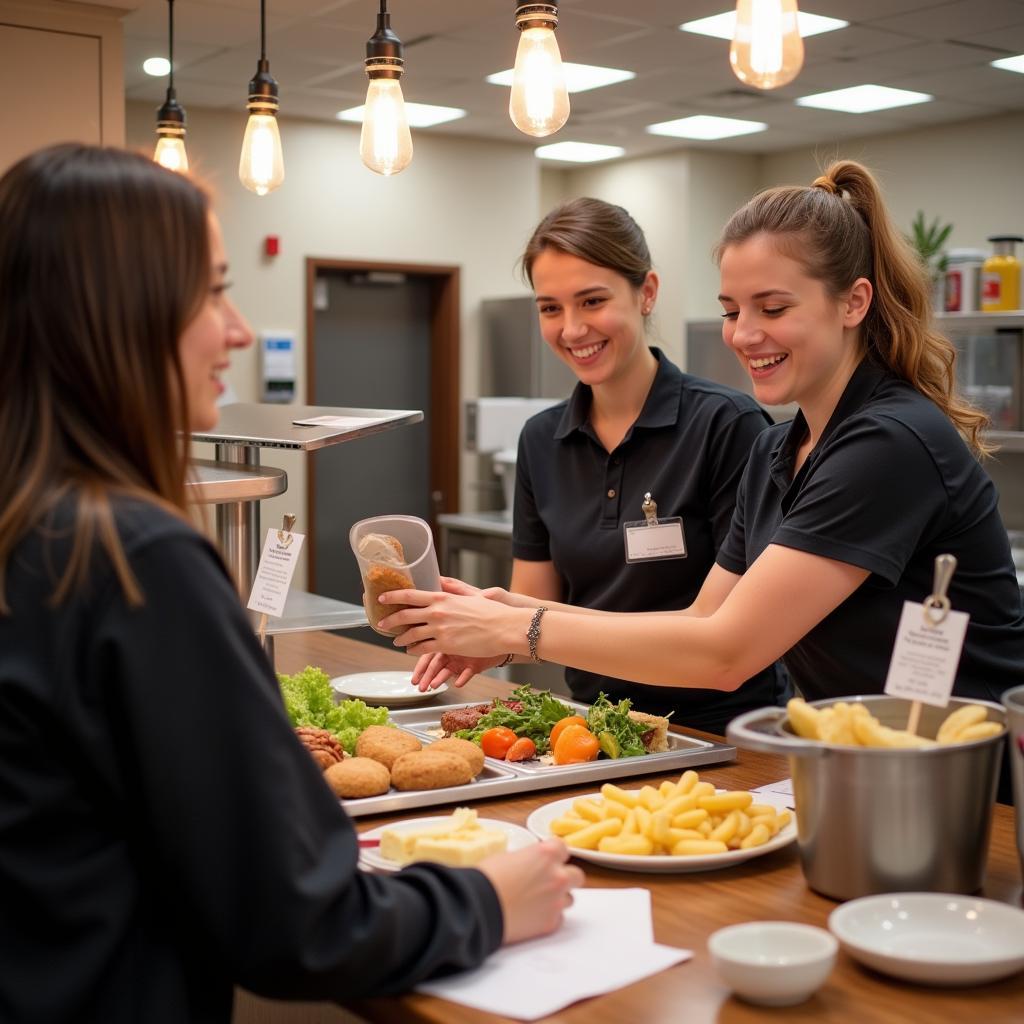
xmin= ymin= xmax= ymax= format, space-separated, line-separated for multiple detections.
xmin=427 ymin=737 xmax=485 ymax=777
xmin=356 ymin=726 xmax=422 ymax=769
xmin=323 ymin=757 xmax=391 ymax=799
xmin=390 ymin=750 xmax=474 ymax=791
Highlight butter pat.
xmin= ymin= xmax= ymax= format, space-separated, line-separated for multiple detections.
xmin=379 ymin=807 xmax=508 ymax=867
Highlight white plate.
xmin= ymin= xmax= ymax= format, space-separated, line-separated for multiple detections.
xmin=358 ymin=816 xmax=538 ymax=873
xmin=526 ymin=791 xmax=797 ymax=874
xmin=828 ymin=893 xmax=1024 ymax=986
xmin=330 ymin=671 xmax=448 ymax=707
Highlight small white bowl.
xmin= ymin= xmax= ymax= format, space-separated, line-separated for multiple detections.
xmin=708 ymin=922 xmax=837 ymax=1006
xmin=829 ymin=893 xmax=1024 ymax=986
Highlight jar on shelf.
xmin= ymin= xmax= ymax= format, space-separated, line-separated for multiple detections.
xmin=944 ymin=248 xmax=987 ymax=312
xmin=981 ymin=235 xmax=1023 ymax=312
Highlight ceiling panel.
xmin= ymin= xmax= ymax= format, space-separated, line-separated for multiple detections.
xmin=871 ymin=0 xmax=1024 ymax=41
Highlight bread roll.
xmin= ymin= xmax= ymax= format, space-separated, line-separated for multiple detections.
xmin=358 ymin=533 xmax=414 ymax=635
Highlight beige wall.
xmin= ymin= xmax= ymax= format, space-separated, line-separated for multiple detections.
xmin=759 ymin=111 xmax=1024 ymax=253
xmin=127 ymin=102 xmax=539 ymax=586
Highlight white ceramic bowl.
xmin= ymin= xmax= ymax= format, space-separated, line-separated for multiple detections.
xmin=708 ymin=922 xmax=837 ymax=1006
xmin=829 ymin=893 xmax=1024 ymax=986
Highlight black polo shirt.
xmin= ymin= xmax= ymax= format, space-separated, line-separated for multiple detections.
xmin=717 ymin=357 xmax=1024 ymax=705
xmin=514 ymin=347 xmax=789 ymax=734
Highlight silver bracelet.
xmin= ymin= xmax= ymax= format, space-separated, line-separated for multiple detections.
xmin=497 ymin=653 xmax=514 ymax=667
xmin=527 ymin=607 xmax=547 ymax=663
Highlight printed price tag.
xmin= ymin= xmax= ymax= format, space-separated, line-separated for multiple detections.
xmin=246 ymin=528 xmax=305 ymax=618
xmin=624 ymin=520 xmax=686 ymax=563
xmin=883 ymin=600 xmax=969 ymax=707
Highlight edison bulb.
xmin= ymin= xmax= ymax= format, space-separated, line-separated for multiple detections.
xmin=509 ymin=25 xmax=569 ymax=137
xmin=730 ymin=0 xmax=804 ymax=90
xmin=238 ymin=112 xmax=285 ymax=196
xmin=360 ymin=78 xmax=413 ymax=176
xmin=154 ymin=135 xmax=188 ymax=173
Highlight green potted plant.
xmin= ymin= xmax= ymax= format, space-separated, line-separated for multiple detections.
xmin=908 ymin=211 xmax=953 ymax=309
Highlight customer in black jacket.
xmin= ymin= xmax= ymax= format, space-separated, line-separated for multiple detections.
xmin=0 ymin=143 xmax=581 ymax=1024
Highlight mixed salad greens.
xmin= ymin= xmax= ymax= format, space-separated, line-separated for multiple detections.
xmin=277 ymin=664 xmax=392 ymax=754
xmin=456 ymin=685 xmax=652 ymax=759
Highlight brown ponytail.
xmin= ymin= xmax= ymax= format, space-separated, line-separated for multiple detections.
xmin=717 ymin=160 xmax=991 ymax=456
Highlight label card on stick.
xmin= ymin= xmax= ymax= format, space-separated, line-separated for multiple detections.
xmin=247 ymin=529 xmax=305 ymax=618
xmin=883 ymin=600 xmax=969 ymax=708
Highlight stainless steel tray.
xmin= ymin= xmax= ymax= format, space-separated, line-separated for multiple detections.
xmin=341 ymin=701 xmax=735 ymax=819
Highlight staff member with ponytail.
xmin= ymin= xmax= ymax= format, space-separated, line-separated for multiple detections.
xmin=390 ymin=161 xmax=1024 ymax=721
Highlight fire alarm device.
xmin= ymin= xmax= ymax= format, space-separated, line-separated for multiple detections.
xmin=264 ymin=235 xmax=280 ymax=257
xmin=260 ymin=332 xmax=296 ymax=403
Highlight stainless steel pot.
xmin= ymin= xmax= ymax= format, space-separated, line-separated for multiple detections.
xmin=727 ymin=696 xmax=1006 ymax=901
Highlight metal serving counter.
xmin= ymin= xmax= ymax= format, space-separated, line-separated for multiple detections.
xmin=185 ymin=403 xmax=423 ymax=655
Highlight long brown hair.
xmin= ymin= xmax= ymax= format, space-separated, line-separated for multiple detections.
xmin=716 ymin=159 xmax=990 ymax=455
xmin=0 ymin=144 xmax=211 ymax=611
xmin=520 ymin=197 xmax=652 ymax=290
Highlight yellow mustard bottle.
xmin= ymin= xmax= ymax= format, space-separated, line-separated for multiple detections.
xmin=981 ymin=234 xmax=1023 ymax=312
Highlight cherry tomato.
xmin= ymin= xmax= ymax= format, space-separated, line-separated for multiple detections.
xmin=553 ymin=724 xmax=600 ymax=765
xmin=548 ymin=715 xmax=587 ymax=751
xmin=506 ymin=736 xmax=537 ymax=762
xmin=480 ymin=726 xmax=517 ymax=759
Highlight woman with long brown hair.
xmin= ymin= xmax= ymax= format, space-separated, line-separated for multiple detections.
xmin=413 ymin=197 xmax=788 ymax=734
xmin=0 ymin=143 xmax=580 ymax=1022
xmin=387 ymin=161 xmax=1024 ymax=720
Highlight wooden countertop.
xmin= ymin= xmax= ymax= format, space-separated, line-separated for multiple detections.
xmin=245 ymin=631 xmax=1024 ymax=1024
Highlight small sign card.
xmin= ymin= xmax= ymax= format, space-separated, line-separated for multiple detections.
xmin=247 ymin=528 xmax=305 ymax=618
xmin=291 ymin=414 xmax=381 ymax=429
xmin=883 ymin=600 xmax=970 ymax=708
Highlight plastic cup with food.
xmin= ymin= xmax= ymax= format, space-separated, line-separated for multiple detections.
xmin=349 ymin=515 xmax=441 ymax=636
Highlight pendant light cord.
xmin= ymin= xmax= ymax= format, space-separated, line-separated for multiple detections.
xmin=167 ymin=0 xmax=175 ymax=92
xmin=260 ymin=0 xmax=267 ymax=61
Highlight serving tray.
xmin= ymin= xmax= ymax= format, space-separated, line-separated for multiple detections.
xmin=341 ymin=700 xmax=736 ymax=818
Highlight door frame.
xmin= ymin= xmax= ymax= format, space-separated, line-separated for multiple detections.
xmin=304 ymin=257 xmax=460 ymax=592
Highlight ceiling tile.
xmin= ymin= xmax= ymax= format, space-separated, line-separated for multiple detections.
xmin=870 ymin=0 xmax=1024 ymax=40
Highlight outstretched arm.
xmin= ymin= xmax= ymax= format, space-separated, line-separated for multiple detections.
xmin=383 ymin=544 xmax=868 ymax=691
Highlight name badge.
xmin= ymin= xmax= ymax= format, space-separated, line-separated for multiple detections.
xmin=883 ymin=600 xmax=969 ymax=707
xmin=624 ymin=519 xmax=686 ymax=563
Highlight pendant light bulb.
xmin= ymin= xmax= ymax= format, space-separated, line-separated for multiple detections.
xmin=509 ymin=4 xmax=569 ymax=137
xmin=153 ymin=0 xmax=188 ymax=172
xmin=361 ymin=79 xmax=413 ymax=176
xmin=154 ymin=131 xmax=188 ymax=172
xmin=239 ymin=0 xmax=284 ymax=196
xmin=730 ymin=0 xmax=804 ymax=90
xmin=360 ymin=2 xmax=413 ymax=176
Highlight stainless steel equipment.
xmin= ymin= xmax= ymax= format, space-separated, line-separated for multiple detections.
xmin=727 ymin=696 xmax=1007 ymax=900
xmin=1002 ymin=685 xmax=1024 ymax=877
xmin=480 ymin=296 xmax=577 ymax=399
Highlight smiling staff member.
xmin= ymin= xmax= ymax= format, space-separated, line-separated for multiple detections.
xmin=391 ymin=163 xmax=1024 ymax=743
xmin=414 ymin=198 xmax=789 ymax=734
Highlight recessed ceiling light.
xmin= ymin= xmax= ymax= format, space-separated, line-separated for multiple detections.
xmin=487 ymin=62 xmax=635 ymax=94
xmin=680 ymin=10 xmax=847 ymax=40
xmin=795 ymin=84 xmax=932 ymax=113
xmin=143 ymin=57 xmax=171 ymax=77
xmin=645 ymin=115 xmax=767 ymax=140
xmin=336 ymin=102 xmax=467 ymax=128
xmin=992 ymin=54 xmax=1024 ymax=74
xmin=534 ymin=142 xmax=625 ymax=163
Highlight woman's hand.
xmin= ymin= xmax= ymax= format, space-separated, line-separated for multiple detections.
xmin=411 ymin=651 xmax=505 ymax=691
xmin=441 ymin=576 xmax=538 ymax=610
xmin=377 ymin=590 xmax=531 ymax=659
xmin=478 ymin=840 xmax=584 ymax=945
